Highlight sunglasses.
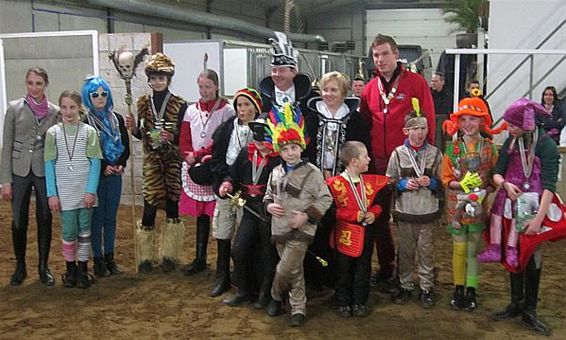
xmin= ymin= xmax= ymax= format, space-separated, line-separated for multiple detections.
xmin=90 ymin=91 xmax=108 ymax=99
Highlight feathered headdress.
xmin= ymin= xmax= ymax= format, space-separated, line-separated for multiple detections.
xmin=266 ymin=102 xmax=306 ymax=151
xmin=269 ymin=31 xmax=299 ymax=68
xmin=404 ymin=97 xmax=428 ymax=128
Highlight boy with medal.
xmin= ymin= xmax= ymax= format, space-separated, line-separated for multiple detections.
xmin=327 ymin=141 xmax=388 ymax=317
xmin=263 ymin=103 xmax=333 ymax=327
xmin=387 ymin=99 xmax=443 ymax=309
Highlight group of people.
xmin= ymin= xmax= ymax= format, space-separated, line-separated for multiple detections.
xmin=0 ymin=32 xmax=563 ymax=335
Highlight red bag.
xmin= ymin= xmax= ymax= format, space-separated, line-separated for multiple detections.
xmin=329 ymin=221 xmax=365 ymax=258
xmin=501 ymin=193 xmax=566 ymax=273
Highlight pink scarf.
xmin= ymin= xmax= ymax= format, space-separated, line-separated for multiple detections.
xmin=25 ymin=93 xmax=49 ymax=120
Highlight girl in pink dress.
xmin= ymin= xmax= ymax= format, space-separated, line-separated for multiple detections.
xmin=179 ymin=69 xmax=234 ymax=275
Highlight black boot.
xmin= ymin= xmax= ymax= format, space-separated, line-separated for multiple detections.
xmin=210 ymin=239 xmax=231 ymax=297
xmin=77 ymin=261 xmax=93 ymax=289
xmin=185 ymin=217 xmax=209 ymax=276
xmin=254 ymin=289 xmax=271 ymax=310
xmin=266 ymin=297 xmax=282 ymax=317
xmin=105 ymin=252 xmax=122 ymax=275
xmin=493 ymin=272 xmax=524 ymax=320
xmin=62 ymin=262 xmax=77 ymax=288
xmin=449 ymin=285 xmax=465 ymax=310
xmin=93 ymin=256 xmax=110 ymax=277
xmin=10 ymin=262 xmax=27 ymax=286
xmin=10 ymin=223 xmax=27 ymax=286
xmin=37 ymin=218 xmax=54 ymax=286
xmin=464 ymin=287 xmax=477 ymax=311
xmin=223 ymin=290 xmax=250 ymax=307
xmin=522 ymin=310 xmax=552 ymax=336
xmin=521 ymin=257 xmax=551 ymax=335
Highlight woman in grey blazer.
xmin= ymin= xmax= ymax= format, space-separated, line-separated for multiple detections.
xmin=0 ymin=67 xmax=58 ymax=286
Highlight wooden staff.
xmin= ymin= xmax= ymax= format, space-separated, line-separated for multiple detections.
xmin=109 ymin=48 xmax=148 ymax=273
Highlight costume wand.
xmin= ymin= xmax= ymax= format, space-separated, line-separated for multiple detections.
xmin=227 ymin=192 xmax=328 ymax=267
xmin=109 ymin=47 xmax=149 ymax=272
xmin=226 ymin=191 xmax=266 ymax=223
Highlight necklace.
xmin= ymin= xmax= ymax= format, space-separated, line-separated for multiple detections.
xmin=517 ymin=129 xmax=538 ymax=190
xmin=251 ymin=150 xmax=267 ymax=185
xmin=88 ymin=111 xmax=120 ymax=142
xmin=234 ymin=119 xmax=251 ymax=149
xmin=62 ymin=122 xmax=80 ymax=171
xmin=403 ymin=145 xmax=427 ymax=178
xmin=150 ymin=92 xmax=172 ymax=130
xmin=345 ymin=170 xmax=368 ymax=226
xmin=198 ymin=98 xmax=221 ymax=139
xmin=377 ymin=75 xmax=401 ymax=114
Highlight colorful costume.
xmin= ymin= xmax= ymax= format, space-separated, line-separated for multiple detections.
xmin=222 ymin=121 xmax=280 ymax=307
xmin=82 ymin=76 xmax=130 ymax=277
xmin=441 ymin=97 xmax=498 ymax=310
xmin=263 ymin=102 xmax=333 ymax=326
xmin=179 ymin=96 xmax=234 ymax=277
xmin=327 ymin=173 xmax=387 ymax=315
xmin=132 ymin=53 xmax=188 ymax=273
xmin=45 ymin=121 xmax=102 ymax=288
xmin=206 ymin=88 xmax=260 ymax=297
xmin=491 ymin=98 xmax=564 ymax=336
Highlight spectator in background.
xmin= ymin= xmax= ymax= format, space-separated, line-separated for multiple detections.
xmin=430 ymin=72 xmax=453 ymax=151
xmin=351 ymin=77 xmax=366 ymax=98
xmin=539 ymin=86 xmax=566 ymax=144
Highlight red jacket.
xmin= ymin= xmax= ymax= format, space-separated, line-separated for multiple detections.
xmin=359 ymin=66 xmax=435 ymax=173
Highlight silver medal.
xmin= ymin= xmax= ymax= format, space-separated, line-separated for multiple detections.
xmin=200 ymin=131 xmax=207 ymax=138
xmin=523 ymin=182 xmax=530 ymax=190
xmin=67 ymin=164 xmax=75 ymax=171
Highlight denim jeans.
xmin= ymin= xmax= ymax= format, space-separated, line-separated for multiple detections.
xmin=91 ymin=174 xmax=122 ymax=257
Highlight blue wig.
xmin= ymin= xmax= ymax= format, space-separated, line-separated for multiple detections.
xmin=81 ymin=76 xmax=114 ymax=113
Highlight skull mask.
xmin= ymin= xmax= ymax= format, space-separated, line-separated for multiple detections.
xmin=118 ymin=51 xmax=135 ymax=78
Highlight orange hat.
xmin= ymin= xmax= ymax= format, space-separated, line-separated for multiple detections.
xmin=443 ymin=97 xmax=506 ymax=136
xmin=450 ymin=97 xmax=492 ymax=126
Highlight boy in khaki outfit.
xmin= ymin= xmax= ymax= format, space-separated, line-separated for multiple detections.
xmin=263 ymin=103 xmax=333 ymax=327
xmin=387 ymin=108 xmax=443 ymax=309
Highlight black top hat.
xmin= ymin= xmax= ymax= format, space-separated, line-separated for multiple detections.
xmin=188 ymin=161 xmax=213 ymax=185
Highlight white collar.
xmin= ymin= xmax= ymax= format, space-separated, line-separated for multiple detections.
xmin=316 ymin=101 xmax=349 ymax=120
xmin=275 ymin=86 xmax=296 ymax=105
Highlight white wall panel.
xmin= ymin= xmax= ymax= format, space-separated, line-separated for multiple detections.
xmin=487 ymin=0 xmax=566 ymax=121
xmin=366 ymin=8 xmax=460 ymax=68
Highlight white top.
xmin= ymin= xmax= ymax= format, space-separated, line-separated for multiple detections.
xmin=275 ymin=85 xmax=296 ymax=106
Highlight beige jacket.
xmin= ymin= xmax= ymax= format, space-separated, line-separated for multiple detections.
xmin=264 ymin=161 xmax=332 ymax=240
xmin=0 ymin=98 xmax=58 ymax=183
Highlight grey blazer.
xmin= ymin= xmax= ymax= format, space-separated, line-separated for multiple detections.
xmin=0 ymin=98 xmax=59 ymax=184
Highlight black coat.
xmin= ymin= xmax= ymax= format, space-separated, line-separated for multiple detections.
xmin=259 ymin=73 xmax=317 ymax=116
xmin=303 ymin=97 xmax=371 ymax=176
xmin=209 ymin=116 xmax=238 ymax=195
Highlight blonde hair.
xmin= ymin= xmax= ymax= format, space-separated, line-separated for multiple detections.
xmin=339 ymin=141 xmax=366 ymax=166
xmin=320 ymin=71 xmax=349 ymax=98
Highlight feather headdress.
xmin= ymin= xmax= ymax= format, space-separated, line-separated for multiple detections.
xmin=266 ymin=102 xmax=306 ymax=151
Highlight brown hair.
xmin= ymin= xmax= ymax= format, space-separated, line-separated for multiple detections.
xmin=198 ymin=69 xmax=220 ymax=97
xmin=26 ymin=67 xmax=49 ymax=85
xmin=371 ymin=34 xmax=398 ymax=52
xmin=339 ymin=141 xmax=366 ymax=166
xmin=320 ymin=71 xmax=350 ymax=97
xmin=58 ymin=90 xmax=85 ymax=116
